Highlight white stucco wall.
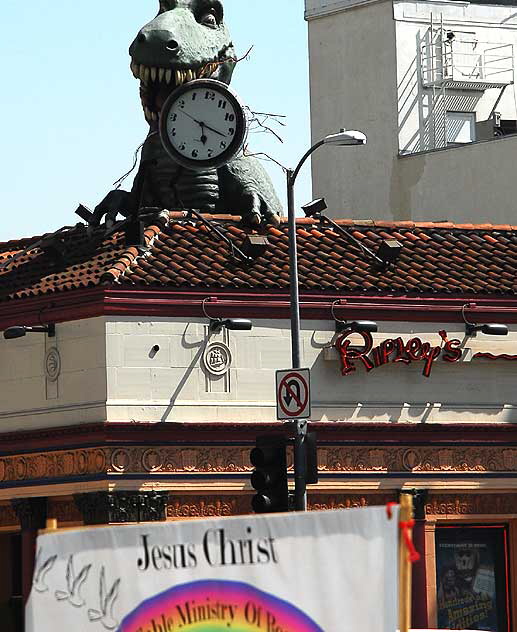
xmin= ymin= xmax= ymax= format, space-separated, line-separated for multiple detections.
xmin=105 ymin=316 xmax=517 ymax=425
xmin=2 ymin=315 xmax=517 ymax=430
xmin=0 ymin=317 xmax=107 ymax=432
xmin=308 ymin=0 xmax=400 ymax=220
xmin=306 ymin=0 xmax=517 ymax=222
xmin=398 ymin=132 xmax=517 ymax=221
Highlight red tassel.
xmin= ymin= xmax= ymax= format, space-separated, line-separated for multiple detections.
xmin=399 ymin=519 xmax=421 ymax=563
xmin=386 ymin=501 xmax=398 ymax=520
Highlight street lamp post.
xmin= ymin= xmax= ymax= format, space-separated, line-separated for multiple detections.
xmin=286 ymin=129 xmax=367 ymax=511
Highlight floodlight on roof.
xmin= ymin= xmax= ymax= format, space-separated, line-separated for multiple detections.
xmin=302 ymin=198 xmax=328 ymax=218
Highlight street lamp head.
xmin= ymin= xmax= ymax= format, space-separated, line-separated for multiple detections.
xmin=323 ymin=130 xmax=367 ymax=146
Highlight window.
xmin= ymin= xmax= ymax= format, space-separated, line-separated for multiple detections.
xmin=435 ymin=525 xmax=511 ymax=632
xmin=447 ymin=111 xmax=477 ymax=145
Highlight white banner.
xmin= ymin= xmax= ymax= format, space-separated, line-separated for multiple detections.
xmin=26 ymin=506 xmax=399 ymax=632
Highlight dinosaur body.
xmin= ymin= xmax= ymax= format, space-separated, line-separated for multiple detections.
xmin=95 ymin=0 xmax=282 ymax=225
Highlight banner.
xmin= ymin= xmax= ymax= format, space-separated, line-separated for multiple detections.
xmin=26 ymin=506 xmax=399 ymax=632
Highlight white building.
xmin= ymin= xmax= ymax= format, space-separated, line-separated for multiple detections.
xmin=2 ymin=212 xmax=517 ymax=628
xmin=306 ymin=0 xmax=517 ymax=223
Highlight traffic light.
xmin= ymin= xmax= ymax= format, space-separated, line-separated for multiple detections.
xmin=250 ymin=435 xmax=289 ymax=513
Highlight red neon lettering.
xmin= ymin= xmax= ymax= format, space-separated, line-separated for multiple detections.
xmin=334 ymin=330 xmax=463 ymax=378
xmin=379 ymin=339 xmax=397 ymax=365
xmin=442 ymin=338 xmax=462 ymax=363
xmin=394 ymin=337 xmax=410 ymax=364
xmin=422 ymin=346 xmax=441 ymax=377
xmin=335 ymin=329 xmax=374 ymax=375
xmin=407 ymin=337 xmax=424 ymax=361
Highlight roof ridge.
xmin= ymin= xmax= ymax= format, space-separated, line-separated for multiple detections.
xmin=165 ymin=211 xmax=517 ymax=232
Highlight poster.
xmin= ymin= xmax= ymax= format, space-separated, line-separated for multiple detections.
xmin=435 ymin=525 xmax=510 ymax=632
xmin=26 ymin=506 xmax=399 ymax=632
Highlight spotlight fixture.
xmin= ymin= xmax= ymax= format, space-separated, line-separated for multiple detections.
xmin=446 ymin=31 xmax=455 ymax=41
xmin=335 ymin=320 xmax=378 ymax=334
xmin=377 ymin=239 xmax=403 ymax=265
xmin=3 ymin=324 xmax=56 ymax=340
xmin=462 ymin=304 xmax=508 ymax=336
xmin=240 ymin=235 xmax=270 ymax=259
xmin=331 ymin=300 xmax=377 ymax=334
xmin=465 ymin=323 xmax=508 ymax=337
xmin=302 ymin=198 xmax=328 ymax=218
xmin=202 ymin=298 xmax=252 ymax=335
xmin=209 ymin=318 xmax=253 ymax=334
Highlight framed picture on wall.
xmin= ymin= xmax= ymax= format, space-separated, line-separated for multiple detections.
xmin=435 ymin=525 xmax=511 ymax=632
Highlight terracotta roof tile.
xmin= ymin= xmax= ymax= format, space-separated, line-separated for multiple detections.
xmin=2 ymin=212 xmax=517 ymax=300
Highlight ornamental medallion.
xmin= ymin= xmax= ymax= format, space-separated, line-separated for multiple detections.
xmin=45 ymin=347 xmax=61 ymax=382
xmin=203 ymin=342 xmax=232 ymax=376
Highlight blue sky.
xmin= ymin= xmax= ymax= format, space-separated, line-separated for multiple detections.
xmin=0 ymin=0 xmax=311 ymax=241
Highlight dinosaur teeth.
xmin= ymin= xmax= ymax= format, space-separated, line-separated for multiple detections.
xmin=139 ymin=65 xmax=147 ymax=81
xmin=150 ymin=67 xmax=157 ymax=81
xmin=159 ymin=68 xmax=165 ymax=82
xmin=131 ymin=63 xmax=140 ymax=78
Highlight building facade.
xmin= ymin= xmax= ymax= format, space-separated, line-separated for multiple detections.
xmin=306 ymin=0 xmax=517 ymax=224
xmin=1 ymin=212 xmax=517 ymax=630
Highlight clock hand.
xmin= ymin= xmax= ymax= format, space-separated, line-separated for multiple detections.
xmin=194 ymin=132 xmax=208 ymax=145
xmin=178 ymin=109 xmax=227 ymax=138
xmin=202 ymin=123 xmax=227 ymax=138
xmin=179 ymin=110 xmax=204 ymax=127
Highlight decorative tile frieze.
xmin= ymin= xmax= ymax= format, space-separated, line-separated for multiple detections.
xmin=167 ymin=496 xmax=251 ymax=518
xmin=74 ymin=491 xmax=168 ymax=525
xmin=0 ymin=445 xmax=516 ymax=487
xmin=3 ymin=491 xmax=517 ymax=528
xmin=308 ymin=493 xmax=397 ymax=511
xmin=426 ymin=494 xmax=517 ymax=516
xmin=48 ymin=498 xmax=82 ymax=524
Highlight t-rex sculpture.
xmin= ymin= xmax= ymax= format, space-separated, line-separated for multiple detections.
xmin=93 ymin=0 xmax=282 ymax=226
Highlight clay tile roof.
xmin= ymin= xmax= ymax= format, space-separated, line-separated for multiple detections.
xmin=2 ymin=212 xmax=517 ymax=301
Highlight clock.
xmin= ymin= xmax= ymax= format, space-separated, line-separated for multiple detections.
xmin=159 ymin=79 xmax=248 ymax=170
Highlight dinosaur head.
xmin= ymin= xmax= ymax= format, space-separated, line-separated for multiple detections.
xmin=129 ymin=0 xmax=237 ymax=125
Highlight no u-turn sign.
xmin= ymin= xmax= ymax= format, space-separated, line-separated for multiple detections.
xmin=276 ymin=368 xmax=311 ymax=420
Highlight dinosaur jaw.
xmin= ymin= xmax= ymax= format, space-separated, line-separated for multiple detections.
xmin=131 ymin=60 xmax=222 ymax=124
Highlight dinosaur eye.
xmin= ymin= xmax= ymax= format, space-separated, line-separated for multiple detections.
xmin=201 ymin=11 xmax=218 ymax=27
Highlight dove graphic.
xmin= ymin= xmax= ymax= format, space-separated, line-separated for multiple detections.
xmin=33 ymin=549 xmax=57 ymax=593
xmin=55 ymin=555 xmax=92 ymax=608
xmin=87 ymin=566 xmax=121 ymax=631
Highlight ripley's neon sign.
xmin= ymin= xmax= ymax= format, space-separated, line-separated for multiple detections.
xmin=335 ymin=329 xmax=462 ymax=378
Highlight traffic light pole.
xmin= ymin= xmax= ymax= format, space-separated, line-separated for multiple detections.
xmin=286 ymin=142 xmax=325 ymax=512
xmin=287 ymin=168 xmax=307 ymax=511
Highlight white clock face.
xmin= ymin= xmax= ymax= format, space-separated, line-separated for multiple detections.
xmin=160 ymin=80 xmax=247 ymax=170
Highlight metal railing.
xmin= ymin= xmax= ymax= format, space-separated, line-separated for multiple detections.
xmin=420 ymin=34 xmax=514 ymax=88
